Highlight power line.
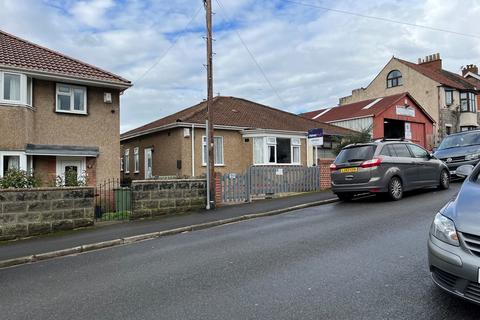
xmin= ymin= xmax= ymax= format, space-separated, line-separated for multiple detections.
xmin=134 ymin=5 xmax=203 ymax=83
xmin=214 ymin=0 xmax=287 ymax=107
xmin=283 ymin=0 xmax=480 ymax=40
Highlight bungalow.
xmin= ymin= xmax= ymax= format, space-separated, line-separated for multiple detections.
xmin=120 ymin=96 xmax=352 ymax=179
xmin=0 ymin=30 xmax=132 ymax=186
xmin=302 ymin=92 xmax=435 ymax=149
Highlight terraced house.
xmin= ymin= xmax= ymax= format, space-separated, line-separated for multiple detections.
xmin=340 ymin=53 xmax=480 ymax=145
xmin=0 ymin=30 xmax=132 ymax=185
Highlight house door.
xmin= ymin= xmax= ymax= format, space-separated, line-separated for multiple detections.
xmin=56 ymin=157 xmax=85 ymax=185
xmin=145 ymin=148 xmax=153 ymax=179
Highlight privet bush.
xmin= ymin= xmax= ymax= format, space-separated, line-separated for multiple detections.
xmin=56 ymin=168 xmax=86 ymax=187
xmin=0 ymin=169 xmax=40 ymax=189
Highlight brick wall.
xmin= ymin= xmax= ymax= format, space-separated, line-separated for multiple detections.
xmin=319 ymin=159 xmax=334 ymax=190
xmin=131 ymin=179 xmax=206 ymax=219
xmin=0 ymin=187 xmax=95 ymax=240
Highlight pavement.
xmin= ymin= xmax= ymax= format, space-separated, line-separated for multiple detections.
xmin=2 ymin=182 xmax=477 ymax=320
xmin=0 ymin=190 xmax=337 ymax=262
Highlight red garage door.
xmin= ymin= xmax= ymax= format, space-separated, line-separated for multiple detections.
xmin=409 ymin=122 xmax=426 ymax=148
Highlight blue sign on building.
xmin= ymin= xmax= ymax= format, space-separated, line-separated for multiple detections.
xmin=308 ymin=128 xmax=323 ymax=139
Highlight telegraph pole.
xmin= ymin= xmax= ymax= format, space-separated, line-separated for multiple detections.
xmin=204 ymin=0 xmax=215 ymax=209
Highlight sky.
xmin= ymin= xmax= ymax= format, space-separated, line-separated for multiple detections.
xmin=1 ymin=0 xmax=480 ymax=133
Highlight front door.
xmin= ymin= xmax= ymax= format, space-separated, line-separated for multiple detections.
xmin=144 ymin=148 xmax=153 ymax=179
xmin=56 ymin=157 xmax=85 ymax=185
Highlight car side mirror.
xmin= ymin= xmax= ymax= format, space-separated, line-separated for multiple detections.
xmin=428 ymin=153 xmax=435 ymax=159
xmin=456 ymin=165 xmax=474 ymax=178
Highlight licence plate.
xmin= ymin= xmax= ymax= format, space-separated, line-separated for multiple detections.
xmin=340 ymin=167 xmax=358 ymax=173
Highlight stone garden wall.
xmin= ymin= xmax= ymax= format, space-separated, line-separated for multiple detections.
xmin=0 ymin=187 xmax=95 ymax=240
xmin=131 ymin=179 xmax=206 ymax=219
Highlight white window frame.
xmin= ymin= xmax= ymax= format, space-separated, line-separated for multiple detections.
xmin=120 ymin=157 xmax=124 ymax=172
xmin=133 ymin=147 xmax=140 ymax=173
xmin=55 ymin=83 xmax=87 ymax=115
xmin=252 ymin=136 xmax=303 ymax=165
xmin=124 ymin=149 xmax=130 ymax=174
xmin=202 ymin=136 xmax=224 ymax=166
xmin=0 ymin=151 xmax=28 ymax=178
xmin=0 ymin=71 xmax=31 ymax=106
xmin=445 ymin=89 xmax=454 ymax=106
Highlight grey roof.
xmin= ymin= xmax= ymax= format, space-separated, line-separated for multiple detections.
xmin=25 ymin=144 xmax=99 ymax=157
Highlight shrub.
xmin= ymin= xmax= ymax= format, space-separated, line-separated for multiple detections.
xmin=56 ymin=169 xmax=86 ymax=187
xmin=0 ymin=169 xmax=40 ymax=189
xmin=333 ymin=127 xmax=372 ymax=155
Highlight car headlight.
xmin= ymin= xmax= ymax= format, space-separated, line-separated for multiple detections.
xmin=430 ymin=212 xmax=459 ymax=246
xmin=465 ymin=153 xmax=480 ymax=161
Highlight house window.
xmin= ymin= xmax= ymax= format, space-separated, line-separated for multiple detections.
xmin=460 ymin=92 xmax=477 ymax=113
xmin=387 ymin=70 xmax=403 ymax=88
xmin=134 ymin=147 xmax=140 ymax=173
xmin=253 ymin=137 xmax=302 ymax=165
xmin=202 ymin=136 xmax=224 ymax=166
xmin=445 ymin=90 xmax=454 ymax=106
xmin=445 ymin=125 xmax=452 ymax=135
xmin=124 ymin=149 xmax=130 ymax=174
xmin=0 ymin=152 xmax=27 ymax=177
xmin=461 ymin=126 xmax=477 ymax=132
xmin=56 ymin=83 xmax=87 ymax=114
xmin=0 ymin=71 xmax=32 ymax=106
xmin=120 ymin=157 xmax=124 ymax=172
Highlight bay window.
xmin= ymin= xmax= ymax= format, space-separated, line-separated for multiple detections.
xmin=202 ymin=136 xmax=224 ymax=166
xmin=460 ymin=92 xmax=477 ymax=113
xmin=253 ymin=137 xmax=302 ymax=165
xmin=56 ymin=83 xmax=87 ymax=114
xmin=0 ymin=71 xmax=32 ymax=106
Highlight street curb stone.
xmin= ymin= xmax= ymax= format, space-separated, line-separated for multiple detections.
xmin=0 ymin=197 xmax=338 ymax=269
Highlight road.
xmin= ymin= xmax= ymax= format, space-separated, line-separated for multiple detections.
xmin=1 ymin=182 xmax=479 ymax=320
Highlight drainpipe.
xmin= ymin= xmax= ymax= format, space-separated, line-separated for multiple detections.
xmin=191 ymin=124 xmax=195 ymax=177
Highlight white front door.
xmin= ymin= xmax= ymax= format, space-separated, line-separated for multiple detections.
xmin=145 ymin=148 xmax=153 ymax=179
xmin=56 ymin=157 xmax=86 ymax=185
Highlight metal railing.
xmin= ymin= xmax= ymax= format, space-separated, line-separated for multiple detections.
xmin=95 ymin=178 xmax=132 ymax=221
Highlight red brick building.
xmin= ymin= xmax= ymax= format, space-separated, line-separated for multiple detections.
xmin=302 ymin=92 xmax=435 ymax=150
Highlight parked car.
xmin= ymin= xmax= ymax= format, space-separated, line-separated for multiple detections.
xmin=428 ymin=163 xmax=480 ymax=305
xmin=330 ymin=140 xmax=450 ymax=201
xmin=434 ymin=129 xmax=480 ymax=175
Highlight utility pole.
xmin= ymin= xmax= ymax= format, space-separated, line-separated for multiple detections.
xmin=204 ymin=0 xmax=215 ymax=209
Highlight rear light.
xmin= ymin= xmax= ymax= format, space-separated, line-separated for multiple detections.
xmin=330 ymin=163 xmax=337 ymax=172
xmin=361 ymin=157 xmax=382 ymax=168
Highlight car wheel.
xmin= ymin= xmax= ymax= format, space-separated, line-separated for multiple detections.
xmin=438 ymin=170 xmax=450 ymax=190
xmin=336 ymin=193 xmax=354 ymax=201
xmin=388 ymin=177 xmax=403 ymax=201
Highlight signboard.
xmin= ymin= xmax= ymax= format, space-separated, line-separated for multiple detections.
xmin=308 ymin=128 xmax=324 ymax=146
xmin=405 ymin=122 xmax=412 ymax=140
xmin=396 ymin=106 xmax=415 ymax=117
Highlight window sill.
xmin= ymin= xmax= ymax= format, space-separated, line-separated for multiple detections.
xmin=55 ymin=109 xmax=88 ymax=116
xmin=386 ymin=84 xmax=403 ymax=89
xmin=202 ymin=164 xmax=225 ymax=167
xmin=253 ymin=163 xmax=303 ymax=166
xmin=0 ymin=102 xmax=34 ymax=110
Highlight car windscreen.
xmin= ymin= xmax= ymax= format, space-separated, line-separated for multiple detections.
xmin=438 ymin=132 xmax=480 ymax=150
xmin=335 ymin=145 xmax=376 ymax=164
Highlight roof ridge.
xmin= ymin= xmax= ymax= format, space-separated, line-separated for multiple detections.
xmin=0 ymin=29 xmax=131 ymax=85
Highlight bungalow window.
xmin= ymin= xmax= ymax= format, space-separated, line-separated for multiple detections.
xmin=445 ymin=90 xmax=454 ymax=106
xmin=124 ymin=149 xmax=130 ymax=174
xmin=387 ymin=70 xmax=403 ymax=88
xmin=56 ymin=84 xmax=87 ymax=114
xmin=460 ymin=92 xmax=477 ymax=113
xmin=0 ymin=71 xmax=32 ymax=106
xmin=134 ymin=147 xmax=140 ymax=173
xmin=253 ymin=137 xmax=302 ymax=165
xmin=120 ymin=157 xmax=124 ymax=172
xmin=202 ymin=136 xmax=224 ymax=166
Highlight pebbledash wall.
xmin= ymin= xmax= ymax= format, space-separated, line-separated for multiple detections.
xmin=0 ymin=187 xmax=94 ymax=240
xmin=131 ymin=179 xmax=207 ymax=219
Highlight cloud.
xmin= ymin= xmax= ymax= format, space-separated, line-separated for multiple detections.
xmin=1 ymin=0 xmax=480 ymax=133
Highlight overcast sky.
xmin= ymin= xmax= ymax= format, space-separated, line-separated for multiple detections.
xmin=1 ymin=0 xmax=480 ymax=132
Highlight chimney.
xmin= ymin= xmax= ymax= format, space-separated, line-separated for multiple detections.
xmin=418 ymin=53 xmax=442 ymax=70
xmin=462 ymin=64 xmax=479 ymax=76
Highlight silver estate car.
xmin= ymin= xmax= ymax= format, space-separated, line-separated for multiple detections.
xmin=428 ymin=163 xmax=480 ymax=305
xmin=330 ymin=140 xmax=450 ymax=201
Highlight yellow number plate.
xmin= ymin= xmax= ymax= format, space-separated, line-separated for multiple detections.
xmin=340 ymin=167 xmax=358 ymax=173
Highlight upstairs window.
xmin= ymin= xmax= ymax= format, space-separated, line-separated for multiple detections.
xmin=56 ymin=84 xmax=87 ymax=114
xmin=0 ymin=71 xmax=32 ymax=106
xmin=445 ymin=90 xmax=454 ymax=106
xmin=387 ymin=70 xmax=403 ymax=88
xmin=460 ymin=92 xmax=477 ymax=113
